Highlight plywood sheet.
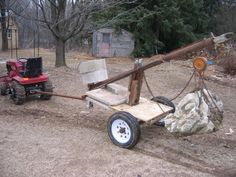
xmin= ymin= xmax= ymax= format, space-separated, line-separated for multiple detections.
xmin=112 ymin=97 xmax=173 ymax=122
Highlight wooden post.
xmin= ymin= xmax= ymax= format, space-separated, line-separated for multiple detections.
xmin=128 ymin=59 xmax=144 ymax=106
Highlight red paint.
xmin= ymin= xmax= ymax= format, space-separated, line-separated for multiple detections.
xmin=13 ymin=74 xmax=48 ymax=84
xmin=0 ymin=58 xmax=49 ymax=87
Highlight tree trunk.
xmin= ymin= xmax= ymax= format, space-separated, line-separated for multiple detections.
xmin=0 ymin=0 xmax=8 ymax=51
xmin=55 ymin=38 xmax=66 ymax=67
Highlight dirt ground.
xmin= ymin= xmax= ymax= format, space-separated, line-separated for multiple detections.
xmin=0 ymin=49 xmax=235 ymax=177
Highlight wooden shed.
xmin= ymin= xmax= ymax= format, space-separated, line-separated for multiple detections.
xmin=0 ymin=16 xmax=19 ymax=50
xmin=92 ymin=28 xmax=134 ymax=57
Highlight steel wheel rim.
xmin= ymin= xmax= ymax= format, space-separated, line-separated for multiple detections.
xmin=111 ymin=119 xmax=131 ymax=144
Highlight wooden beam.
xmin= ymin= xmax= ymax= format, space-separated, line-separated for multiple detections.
xmin=128 ymin=59 xmax=144 ymax=105
xmin=89 ymin=37 xmax=214 ymax=90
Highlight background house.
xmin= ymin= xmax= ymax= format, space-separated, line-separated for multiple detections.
xmin=92 ymin=28 xmax=134 ymax=57
xmin=0 ymin=16 xmax=19 ymax=50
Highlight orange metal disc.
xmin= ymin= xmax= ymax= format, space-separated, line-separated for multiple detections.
xmin=193 ymin=57 xmax=207 ymax=72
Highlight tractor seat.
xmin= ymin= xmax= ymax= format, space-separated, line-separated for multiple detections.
xmin=19 ymin=57 xmax=42 ymax=78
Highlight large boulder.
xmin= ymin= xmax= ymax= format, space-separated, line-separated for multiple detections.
xmin=164 ymin=89 xmax=223 ymax=136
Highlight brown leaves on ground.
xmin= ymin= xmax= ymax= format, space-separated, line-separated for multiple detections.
xmin=218 ymin=50 xmax=236 ymax=76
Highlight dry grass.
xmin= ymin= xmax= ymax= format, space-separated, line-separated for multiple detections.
xmin=218 ymin=50 xmax=236 ymax=76
xmin=0 ymin=48 xmax=96 ymax=69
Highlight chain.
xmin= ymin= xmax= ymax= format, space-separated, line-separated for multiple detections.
xmin=170 ymin=70 xmax=196 ymax=101
xmin=143 ymin=63 xmax=222 ymax=115
xmin=144 ymin=68 xmax=198 ymax=113
xmin=200 ymin=75 xmax=222 ymax=113
xmin=143 ymin=72 xmax=165 ymax=113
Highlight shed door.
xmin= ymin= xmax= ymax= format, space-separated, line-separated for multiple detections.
xmin=100 ymin=33 xmax=110 ymax=57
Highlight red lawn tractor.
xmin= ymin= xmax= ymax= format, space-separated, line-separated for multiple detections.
xmin=0 ymin=57 xmax=53 ymax=105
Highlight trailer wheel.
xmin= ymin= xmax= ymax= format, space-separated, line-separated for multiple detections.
xmin=107 ymin=111 xmax=141 ymax=149
xmin=152 ymin=96 xmax=175 ymax=113
xmin=40 ymin=80 xmax=53 ymax=100
xmin=12 ymin=81 xmax=26 ymax=105
xmin=0 ymin=82 xmax=7 ymax=96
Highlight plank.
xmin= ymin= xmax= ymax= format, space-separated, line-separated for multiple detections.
xmin=112 ymin=97 xmax=173 ymax=122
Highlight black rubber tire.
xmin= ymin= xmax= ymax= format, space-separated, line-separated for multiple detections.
xmin=107 ymin=111 xmax=141 ymax=149
xmin=40 ymin=80 xmax=53 ymax=100
xmin=151 ymin=96 xmax=175 ymax=113
xmin=0 ymin=82 xmax=7 ymax=96
xmin=12 ymin=81 xmax=26 ymax=105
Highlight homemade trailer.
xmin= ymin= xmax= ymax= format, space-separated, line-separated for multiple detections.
xmin=0 ymin=32 xmax=233 ymax=149
xmin=39 ymin=32 xmax=234 ymax=149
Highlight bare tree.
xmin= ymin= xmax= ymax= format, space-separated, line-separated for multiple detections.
xmin=0 ymin=0 xmax=8 ymax=51
xmin=22 ymin=0 xmax=130 ymax=67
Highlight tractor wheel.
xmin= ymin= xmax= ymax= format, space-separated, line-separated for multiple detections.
xmin=107 ymin=111 xmax=141 ymax=149
xmin=151 ymin=96 xmax=175 ymax=113
xmin=12 ymin=81 xmax=26 ymax=105
xmin=0 ymin=82 xmax=7 ymax=96
xmin=40 ymin=80 xmax=53 ymax=100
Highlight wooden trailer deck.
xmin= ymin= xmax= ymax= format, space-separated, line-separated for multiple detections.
xmin=112 ymin=97 xmax=172 ymax=122
xmin=86 ymin=84 xmax=173 ymax=123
